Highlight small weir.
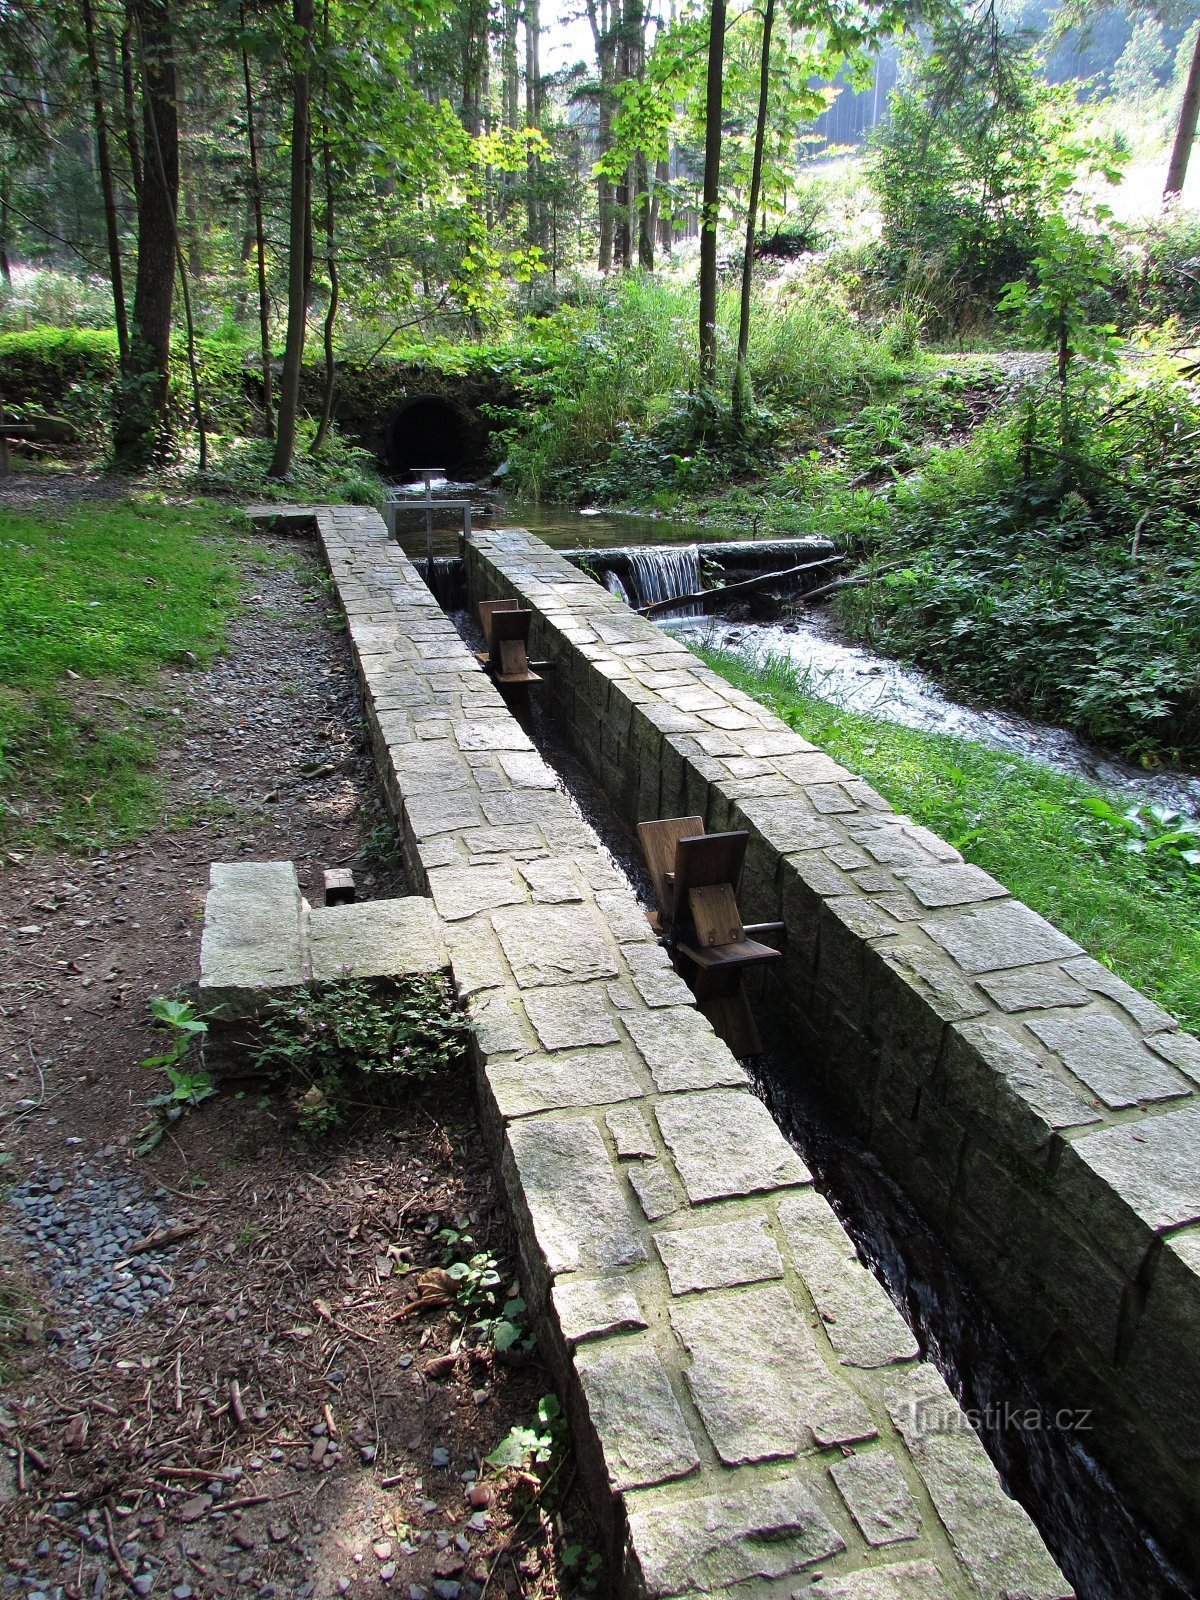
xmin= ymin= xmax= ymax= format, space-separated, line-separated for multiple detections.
xmin=442 ymin=597 xmax=1195 ymax=1600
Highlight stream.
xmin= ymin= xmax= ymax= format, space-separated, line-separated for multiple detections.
xmin=391 ymin=482 xmax=1200 ymax=817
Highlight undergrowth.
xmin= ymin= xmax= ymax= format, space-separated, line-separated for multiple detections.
xmin=695 ymin=643 xmax=1200 ymax=1033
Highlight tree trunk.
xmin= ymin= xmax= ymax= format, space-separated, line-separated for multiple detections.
xmin=121 ymin=8 xmax=143 ymax=207
xmin=241 ymin=22 xmax=273 ymax=437
xmin=114 ymin=0 xmax=178 ymax=469
xmin=0 ymin=177 xmax=11 ymax=283
xmin=588 ymin=0 xmax=615 ymax=271
xmin=525 ymin=0 xmax=542 ymax=248
xmin=698 ymin=0 xmax=726 ymax=387
xmin=311 ymin=140 xmax=338 ymax=453
xmin=460 ymin=0 xmax=487 ymax=134
xmin=733 ymin=0 xmax=773 ymax=426
xmin=267 ymin=0 xmax=314 ymax=480
xmin=81 ymin=0 xmax=130 ymax=369
xmin=1165 ymin=26 xmax=1200 ymax=200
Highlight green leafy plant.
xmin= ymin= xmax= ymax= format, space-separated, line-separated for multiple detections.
xmin=253 ymin=975 xmax=468 ymax=1136
xmin=436 ymin=1224 xmax=531 ymax=1353
xmin=1077 ymin=798 xmax=1200 ymax=876
xmin=486 ymin=1393 xmax=565 ymax=1470
xmin=137 ymin=996 xmax=216 ymax=1153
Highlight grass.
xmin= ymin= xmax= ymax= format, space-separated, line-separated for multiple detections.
xmin=0 ymin=496 xmax=242 ymax=850
xmin=696 ymin=644 xmax=1200 ymax=1034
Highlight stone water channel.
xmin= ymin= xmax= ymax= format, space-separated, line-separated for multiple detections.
xmin=465 ymin=525 xmax=1200 ymax=1597
xmin=453 ymin=611 xmax=1196 ymax=1600
xmin=255 ymin=504 xmax=1085 ymax=1600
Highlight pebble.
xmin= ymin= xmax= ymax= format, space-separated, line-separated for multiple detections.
xmin=430 ymin=1448 xmax=450 ymax=1469
xmin=6 ymin=1165 xmax=181 ymax=1338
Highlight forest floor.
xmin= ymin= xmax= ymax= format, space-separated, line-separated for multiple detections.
xmin=0 ymin=476 xmax=604 ymax=1600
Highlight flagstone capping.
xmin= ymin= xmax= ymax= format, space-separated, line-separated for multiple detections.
xmin=464 ymin=522 xmax=1200 ymax=1579
xmin=246 ymin=505 xmax=1074 ymax=1600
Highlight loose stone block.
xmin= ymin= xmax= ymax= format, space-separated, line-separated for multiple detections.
xmin=807 ymin=1561 xmax=952 ymax=1600
xmin=623 ymin=1008 xmax=746 ymax=1093
xmin=671 ymin=1283 xmax=877 ymax=1461
xmin=488 ymin=1048 xmax=644 ymax=1119
xmin=518 ymin=858 xmax=584 ymax=904
xmin=505 ymin=1116 xmax=646 ymax=1276
xmin=468 ymin=993 xmax=528 ymax=1056
xmin=885 ymin=1366 xmax=1073 ymax=1600
xmin=498 ymin=749 xmax=558 ymax=789
xmin=778 ymin=1190 xmax=918 ymax=1368
xmin=1024 ymin=1010 xmax=1188 ymax=1109
xmin=829 ymin=1450 xmax=922 ymax=1547
xmin=1146 ymin=1028 xmax=1200 ymax=1088
xmin=654 ymin=1214 xmax=783 ymax=1295
xmin=606 ymin=1104 xmax=656 ymax=1158
xmin=552 ymin=1274 xmax=647 ymax=1345
xmin=523 ymin=985 xmax=622 ymax=1050
xmin=575 ymin=1340 xmax=700 ymax=1491
xmin=1060 ymin=953 xmax=1180 ymax=1036
xmin=977 ymin=966 xmax=1091 ymax=1013
xmin=200 ymin=861 xmax=304 ymax=1017
xmin=942 ymin=1021 xmax=1101 ymax=1157
xmin=922 ymin=900 xmax=1081 ymax=975
xmin=1056 ymin=1106 xmax=1200 ymax=1253
xmin=453 ymin=720 xmax=534 ymax=752
xmin=492 ymin=904 xmax=620 ymax=988
xmin=655 ymin=1090 xmax=812 ymax=1203
xmin=628 ymin=1160 xmax=679 ymax=1221
xmin=308 ymin=897 xmax=448 ymax=981
xmin=427 ymin=862 xmax=525 ymax=922
xmin=896 ymin=863 xmax=1009 ymax=909
xmin=620 ymin=942 xmax=695 ymax=1008
xmin=624 ymin=1478 xmax=845 ymax=1598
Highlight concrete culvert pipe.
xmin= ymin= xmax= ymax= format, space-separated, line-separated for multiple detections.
xmin=386 ymin=394 xmax=476 ymax=478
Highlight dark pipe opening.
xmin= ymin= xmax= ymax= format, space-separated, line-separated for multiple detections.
xmin=386 ymin=394 xmax=477 ymax=478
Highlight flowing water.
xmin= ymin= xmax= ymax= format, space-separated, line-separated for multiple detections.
xmin=669 ymin=611 xmax=1200 ymax=817
xmin=623 ymin=543 xmax=702 ymax=614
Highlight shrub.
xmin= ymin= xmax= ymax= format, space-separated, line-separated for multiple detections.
xmin=253 ymin=976 xmax=469 ymax=1135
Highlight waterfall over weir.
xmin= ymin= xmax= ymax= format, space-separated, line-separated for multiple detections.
xmin=623 ymin=543 xmax=701 ymax=615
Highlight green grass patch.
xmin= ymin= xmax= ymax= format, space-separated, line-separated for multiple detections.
xmin=0 ymin=496 xmax=242 ymax=850
xmin=696 ymin=644 xmax=1200 ymax=1033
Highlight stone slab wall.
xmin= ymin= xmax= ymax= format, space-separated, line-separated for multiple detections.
xmin=465 ymin=525 xmax=1200 ymax=1580
xmin=285 ymin=505 xmax=1073 ymax=1600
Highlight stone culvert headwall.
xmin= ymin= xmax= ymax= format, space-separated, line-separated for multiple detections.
xmin=290 ymin=504 xmax=1072 ymax=1600
xmin=297 ymin=361 xmax=522 ymax=476
xmin=465 ymin=526 xmax=1200 ymax=1581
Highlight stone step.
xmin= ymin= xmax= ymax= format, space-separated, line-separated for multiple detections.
xmin=201 ymin=861 xmax=449 ymax=1024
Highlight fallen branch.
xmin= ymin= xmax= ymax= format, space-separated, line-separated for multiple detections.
xmin=637 ymin=555 xmax=844 ymax=618
xmin=126 ymin=1222 xmax=201 ymax=1257
xmin=795 ymin=558 xmax=913 ymax=605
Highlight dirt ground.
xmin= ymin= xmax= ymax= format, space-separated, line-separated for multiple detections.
xmin=0 ymin=490 xmax=605 ymax=1600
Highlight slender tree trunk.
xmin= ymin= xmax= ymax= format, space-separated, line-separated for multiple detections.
xmin=81 ymin=0 xmax=130 ymax=368
xmin=121 ymin=9 xmax=143 ymax=207
xmin=241 ymin=22 xmax=273 ymax=436
xmin=177 ymin=250 xmax=206 ymax=469
xmin=697 ymin=0 xmax=726 ymax=387
xmin=268 ymin=0 xmax=314 ymax=480
xmin=524 ymin=0 xmax=542 ymax=248
xmin=114 ymin=0 xmax=178 ymax=468
xmin=655 ymin=153 xmax=671 ymax=256
xmin=733 ymin=0 xmax=773 ymax=426
xmin=1165 ymin=27 xmax=1200 ymax=200
xmin=0 ymin=177 xmax=11 ymax=283
xmin=587 ymin=0 xmax=615 ymax=271
xmin=460 ymin=0 xmax=487 ymax=134
xmin=311 ymin=140 xmax=338 ymax=453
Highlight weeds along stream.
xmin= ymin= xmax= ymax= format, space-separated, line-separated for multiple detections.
xmin=446 ymin=600 xmax=1198 ymax=1600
